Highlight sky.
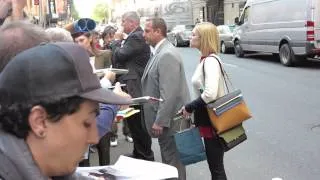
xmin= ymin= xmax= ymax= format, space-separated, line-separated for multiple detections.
xmin=74 ymin=0 xmax=101 ymax=18
xmin=73 ymin=0 xmax=152 ymax=18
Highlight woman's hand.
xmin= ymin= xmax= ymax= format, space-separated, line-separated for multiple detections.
xmin=179 ymin=106 xmax=192 ymax=119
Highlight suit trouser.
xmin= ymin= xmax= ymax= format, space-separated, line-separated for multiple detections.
xmin=96 ymin=132 xmax=111 ymax=166
xmin=158 ymin=128 xmax=186 ymax=180
xmin=122 ymin=79 xmax=154 ymax=161
xmin=78 ymin=133 xmax=112 ymax=167
xmin=126 ymin=104 xmax=154 ymax=161
xmin=203 ymin=137 xmax=227 ymax=180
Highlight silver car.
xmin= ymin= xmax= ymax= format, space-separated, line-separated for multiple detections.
xmin=217 ymin=25 xmax=235 ymax=54
xmin=167 ymin=25 xmax=195 ymax=47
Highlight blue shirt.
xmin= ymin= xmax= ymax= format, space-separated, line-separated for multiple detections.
xmin=96 ymin=103 xmax=119 ymax=138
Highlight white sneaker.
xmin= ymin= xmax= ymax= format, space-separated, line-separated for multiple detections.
xmin=110 ymin=138 xmax=118 ymax=147
xmin=125 ymin=136 xmax=133 ymax=143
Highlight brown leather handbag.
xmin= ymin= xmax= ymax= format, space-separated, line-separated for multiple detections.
xmin=203 ymin=57 xmax=252 ymax=134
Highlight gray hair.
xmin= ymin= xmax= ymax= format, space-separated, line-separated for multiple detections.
xmin=46 ymin=27 xmax=73 ymax=42
xmin=122 ymin=11 xmax=140 ymax=24
xmin=0 ymin=21 xmax=50 ymax=72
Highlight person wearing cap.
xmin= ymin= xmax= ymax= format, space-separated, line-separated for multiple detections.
xmin=71 ymin=24 xmax=122 ymax=166
xmin=0 ymin=42 xmax=132 ymax=179
xmin=68 ymin=18 xmax=112 ymax=71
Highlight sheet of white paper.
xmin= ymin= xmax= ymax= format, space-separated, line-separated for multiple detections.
xmin=90 ymin=57 xmax=95 ymax=71
xmin=113 ymin=155 xmax=178 ymax=180
xmin=76 ymin=155 xmax=178 ymax=180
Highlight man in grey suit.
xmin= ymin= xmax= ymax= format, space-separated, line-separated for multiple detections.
xmin=141 ymin=17 xmax=191 ymax=180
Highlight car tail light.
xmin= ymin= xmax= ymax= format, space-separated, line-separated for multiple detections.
xmin=307 ymin=21 xmax=315 ymax=41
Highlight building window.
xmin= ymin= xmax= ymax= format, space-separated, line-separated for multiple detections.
xmin=232 ymin=3 xmax=234 ymax=8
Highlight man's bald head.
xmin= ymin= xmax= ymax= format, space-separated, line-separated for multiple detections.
xmin=0 ymin=21 xmax=50 ymax=72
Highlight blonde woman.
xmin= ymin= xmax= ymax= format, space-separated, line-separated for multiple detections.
xmin=180 ymin=22 xmax=227 ymax=180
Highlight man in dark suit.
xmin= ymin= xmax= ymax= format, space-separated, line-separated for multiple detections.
xmin=110 ymin=11 xmax=154 ymax=161
xmin=141 ymin=17 xmax=191 ymax=180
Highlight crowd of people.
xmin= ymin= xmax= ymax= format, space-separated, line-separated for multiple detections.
xmin=0 ymin=0 xmax=229 ymax=180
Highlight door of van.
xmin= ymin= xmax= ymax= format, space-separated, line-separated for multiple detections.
xmin=235 ymin=6 xmax=251 ymax=50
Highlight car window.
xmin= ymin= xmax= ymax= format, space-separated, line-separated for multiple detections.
xmin=185 ymin=25 xmax=195 ymax=30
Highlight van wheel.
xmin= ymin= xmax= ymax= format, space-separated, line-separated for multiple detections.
xmin=279 ymin=44 xmax=295 ymax=66
xmin=221 ymin=42 xmax=227 ymax=54
xmin=234 ymin=40 xmax=244 ymax=57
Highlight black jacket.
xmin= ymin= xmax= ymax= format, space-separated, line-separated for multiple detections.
xmin=111 ymin=26 xmax=150 ymax=97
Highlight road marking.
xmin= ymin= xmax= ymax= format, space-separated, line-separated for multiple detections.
xmin=223 ymin=62 xmax=238 ymax=68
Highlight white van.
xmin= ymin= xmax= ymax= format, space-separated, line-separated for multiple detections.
xmin=233 ymin=0 xmax=320 ymax=66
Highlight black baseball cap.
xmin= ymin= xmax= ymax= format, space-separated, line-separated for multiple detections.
xmin=0 ymin=42 xmax=132 ymax=105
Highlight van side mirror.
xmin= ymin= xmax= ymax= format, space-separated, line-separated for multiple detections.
xmin=234 ymin=17 xmax=239 ymax=25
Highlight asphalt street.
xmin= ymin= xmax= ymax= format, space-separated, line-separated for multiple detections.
xmin=91 ymin=47 xmax=320 ymax=180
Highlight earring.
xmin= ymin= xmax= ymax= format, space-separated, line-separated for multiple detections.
xmin=39 ymin=131 xmax=46 ymax=138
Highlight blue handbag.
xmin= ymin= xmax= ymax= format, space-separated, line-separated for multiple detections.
xmin=174 ymin=127 xmax=207 ymax=165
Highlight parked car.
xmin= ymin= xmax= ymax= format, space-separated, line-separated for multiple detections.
xmin=167 ymin=25 xmax=194 ymax=47
xmin=217 ymin=25 xmax=235 ymax=54
xmin=233 ymin=0 xmax=320 ymax=66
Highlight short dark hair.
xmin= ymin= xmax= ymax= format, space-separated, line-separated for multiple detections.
xmin=101 ymin=25 xmax=117 ymax=40
xmin=122 ymin=11 xmax=140 ymax=24
xmin=0 ymin=21 xmax=50 ymax=72
xmin=147 ymin=17 xmax=167 ymax=37
xmin=0 ymin=96 xmax=86 ymax=139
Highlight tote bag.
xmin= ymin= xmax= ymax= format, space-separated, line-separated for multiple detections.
xmin=203 ymin=56 xmax=252 ymax=134
xmin=174 ymin=127 xmax=207 ymax=165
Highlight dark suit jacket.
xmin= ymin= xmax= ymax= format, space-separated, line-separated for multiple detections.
xmin=111 ymin=27 xmax=150 ymax=97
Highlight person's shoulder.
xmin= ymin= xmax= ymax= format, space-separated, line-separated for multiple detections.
xmin=130 ymin=28 xmax=144 ymax=39
xmin=204 ymin=55 xmax=221 ymax=69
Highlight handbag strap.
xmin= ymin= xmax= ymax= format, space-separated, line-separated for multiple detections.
xmin=202 ymin=55 xmax=233 ymax=93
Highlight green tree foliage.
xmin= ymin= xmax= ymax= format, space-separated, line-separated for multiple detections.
xmin=70 ymin=0 xmax=79 ymax=20
xmin=91 ymin=1 xmax=110 ymax=23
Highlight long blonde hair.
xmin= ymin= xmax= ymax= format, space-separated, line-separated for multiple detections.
xmin=194 ymin=22 xmax=220 ymax=56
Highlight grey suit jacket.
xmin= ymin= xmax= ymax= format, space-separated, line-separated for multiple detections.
xmin=141 ymin=39 xmax=191 ymax=136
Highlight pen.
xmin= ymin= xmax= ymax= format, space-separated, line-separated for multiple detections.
xmin=108 ymin=84 xmax=126 ymax=89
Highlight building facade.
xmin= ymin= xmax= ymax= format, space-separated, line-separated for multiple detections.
xmin=25 ymin=0 xmax=70 ymax=26
xmin=191 ymin=0 xmax=207 ymax=24
xmin=224 ymin=0 xmax=246 ymax=24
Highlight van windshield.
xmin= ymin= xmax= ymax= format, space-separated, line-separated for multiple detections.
xmin=228 ymin=25 xmax=235 ymax=33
